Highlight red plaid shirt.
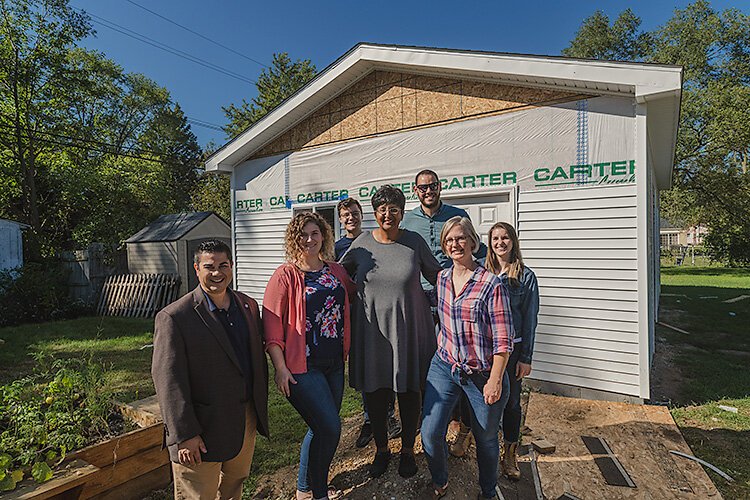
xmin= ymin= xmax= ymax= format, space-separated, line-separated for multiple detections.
xmin=436 ymin=265 xmax=514 ymax=373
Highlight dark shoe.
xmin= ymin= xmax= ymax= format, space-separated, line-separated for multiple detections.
xmin=477 ymin=485 xmax=502 ymax=499
xmin=398 ymin=452 xmax=417 ymax=478
xmin=356 ymin=422 xmax=373 ymax=448
xmin=370 ymin=451 xmax=391 ymax=478
xmin=387 ymin=414 xmax=402 ymax=439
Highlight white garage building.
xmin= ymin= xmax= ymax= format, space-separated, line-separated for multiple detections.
xmin=206 ymin=44 xmax=682 ymax=402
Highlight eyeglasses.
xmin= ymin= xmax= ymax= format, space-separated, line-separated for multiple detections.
xmin=341 ymin=211 xmax=361 ymax=219
xmin=445 ymin=236 xmax=468 ymax=246
xmin=375 ymin=207 xmax=402 ymax=216
xmin=416 ymin=182 xmax=440 ymax=193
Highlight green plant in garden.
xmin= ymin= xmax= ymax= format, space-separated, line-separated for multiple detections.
xmin=0 ymin=355 xmax=113 ymax=491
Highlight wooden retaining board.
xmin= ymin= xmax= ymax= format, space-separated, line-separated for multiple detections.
xmin=6 ymin=460 xmax=99 ymax=500
xmin=524 ymin=393 xmax=722 ymax=499
xmin=6 ymin=414 xmax=170 ymax=499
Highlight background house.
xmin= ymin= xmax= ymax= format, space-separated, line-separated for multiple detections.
xmin=125 ymin=212 xmax=230 ymax=297
xmin=0 ymin=219 xmax=29 ymax=272
xmin=660 ymin=218 xmax=707 ymax=249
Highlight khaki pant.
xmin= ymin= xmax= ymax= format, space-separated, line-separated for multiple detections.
xmin=172 ymin=404 xmax=257 ymax=500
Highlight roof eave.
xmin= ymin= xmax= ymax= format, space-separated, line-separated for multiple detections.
xmin=206 ymin=44 xmax=683 ymax=172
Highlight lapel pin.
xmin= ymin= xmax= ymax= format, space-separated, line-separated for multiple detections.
xmin=244 ymin=303 xmax=249 ymax=308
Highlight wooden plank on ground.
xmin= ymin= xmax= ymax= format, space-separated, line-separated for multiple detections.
xmin=524 ymin=393 xmax=722 ymax=499
xmin=78 ymin=443 xmax=169 ymax=499
xmin=7 ymin=459 xmax=99 ymax=500
xmin=68 ymin=422 xmax=163 ymax=467
xmin=88 ymin=463 xmax=171 ymax=500
xmin=114 ymin=395 xmax=162 ymax=428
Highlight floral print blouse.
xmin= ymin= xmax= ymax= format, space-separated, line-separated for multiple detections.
xmin=304 ymin=265 xmax=345 ymax=359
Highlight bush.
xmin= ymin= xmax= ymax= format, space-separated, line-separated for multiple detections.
xmin=0 ymin=262 xmax=91 ymax=327
xmin=0 ymin=355 xmax=114 ymax=491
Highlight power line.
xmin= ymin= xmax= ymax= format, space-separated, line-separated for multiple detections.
xmin=123 ymin=0 xmax=268 ymax=69
xmin=0 ymin=122 xmax=193 ymax=167
xmin=78 ymin=8 xmax=257 ymax=85
xmin=186 ymin=117 xmax=224 ymax=132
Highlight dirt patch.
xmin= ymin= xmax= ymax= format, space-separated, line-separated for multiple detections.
xmin=253 ymin=391 xmax=533 ymax=499
xmin=650 ymin=335 xmax=686 ymax=404
xmin=252 ymin=415 xmax=485 ymax=499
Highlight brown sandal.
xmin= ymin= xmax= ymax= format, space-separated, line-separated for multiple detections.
xmin=421 ymin=482 xmax=448 ymax=499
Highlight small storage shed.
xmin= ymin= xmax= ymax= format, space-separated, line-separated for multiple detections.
xmin=125 ymin=212 xmax=230 ymax=297
xmin=205 ymin=44 xmax=682 ymax=402
xmin=0 ymin=218 xmax=29 ymax=272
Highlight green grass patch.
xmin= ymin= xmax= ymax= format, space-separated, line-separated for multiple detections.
xmin=0 ymin=316 xmax=364 ymax=495
xmin=660 ymin=267 xmax=750 ymax=498
xmin=0 ymin=317 xmax=154 ymax=401
xmin=661 ymin=266 xmax=750 ymax=288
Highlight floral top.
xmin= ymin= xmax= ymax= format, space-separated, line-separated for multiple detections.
xmin=304 ymin=265 xmax=345 ymax=359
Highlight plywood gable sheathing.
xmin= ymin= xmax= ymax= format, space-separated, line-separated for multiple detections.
xmin=251 ymin=70 xmax=588 ymax=159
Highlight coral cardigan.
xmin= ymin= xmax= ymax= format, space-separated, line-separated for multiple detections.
xmin=262 ymin=261 xmax=355 ymax=374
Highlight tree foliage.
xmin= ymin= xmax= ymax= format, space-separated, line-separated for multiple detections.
xmin=222 ymin=52 xmax=316 ymax=138
xmin=0 ymin=0 xmax=203 ymax=257
xmin=563 ymin=9 xmax=653 ymax=61
xmin=564 ymin=1 xmax=750 ymax=264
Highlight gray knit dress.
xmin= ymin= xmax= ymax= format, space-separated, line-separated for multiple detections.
xmin=341 ymin=229 xmax=441 ymax=393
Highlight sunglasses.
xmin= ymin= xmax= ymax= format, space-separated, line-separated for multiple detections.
xmin=415 ymin=182 xmax=440 ymax=193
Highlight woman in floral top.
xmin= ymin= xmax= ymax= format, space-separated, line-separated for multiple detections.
xmin=263 ymin=212 xmax=355 ymax=500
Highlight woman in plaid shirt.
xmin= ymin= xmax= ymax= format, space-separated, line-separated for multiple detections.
xmin=420 ymin=216 xmax=514 ymax=500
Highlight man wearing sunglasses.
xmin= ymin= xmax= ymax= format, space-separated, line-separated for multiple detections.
xmin=402 ymin=170 xmax=487 ymax=284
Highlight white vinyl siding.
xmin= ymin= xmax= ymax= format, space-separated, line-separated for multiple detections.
xmin=234 ymin=209 xmax=289 ymax=302
xmin=0 ymin=220 xmax=25 ymax=271
xmin=518 ymin=184 xmax=641 ymax=397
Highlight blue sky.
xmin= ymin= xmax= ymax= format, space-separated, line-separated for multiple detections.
xmin=73 ymin=0 xmax=746 ymax=148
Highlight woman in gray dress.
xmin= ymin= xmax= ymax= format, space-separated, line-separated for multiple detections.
xmin=341 ymin=185 xmax=441 ymax=480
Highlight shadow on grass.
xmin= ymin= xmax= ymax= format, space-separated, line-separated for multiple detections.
xmin=674 ymin=425 xmax=750 ymax=499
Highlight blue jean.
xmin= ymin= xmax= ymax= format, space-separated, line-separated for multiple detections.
xmin=421 ymin=354 xmax=510 ymax=498
xmin=502 ymin=347 xmax=523 ymax=443
xmin=288 ymin=358 xmax=344 ymax=498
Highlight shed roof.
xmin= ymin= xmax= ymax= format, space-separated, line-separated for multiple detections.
xmin=125 ymin=212 xmax=228 ymax=243
xmin=0 ymin=218 xmax=30 ymax=229
xmin=206 ymin=43 xmax=682 ymax=189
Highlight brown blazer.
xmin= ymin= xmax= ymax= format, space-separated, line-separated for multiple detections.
xmin=151 ymin=286 xmax=269 ymax=463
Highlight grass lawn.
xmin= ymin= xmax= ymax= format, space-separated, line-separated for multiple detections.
xmin=0 ymin=315 xmax=362 ymax=494
xmin=659 ymin=266 xmax=750 ymax=498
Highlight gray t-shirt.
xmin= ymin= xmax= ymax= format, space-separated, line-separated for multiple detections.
xmin=341 ymin=230 xmax=442 ymax=392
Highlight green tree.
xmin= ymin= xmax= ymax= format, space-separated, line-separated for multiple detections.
xmin=564 ymin=1 xmax=750 ymax=264
xmin=654 ymin=1 xmax=750 ymax=264
xmin=191 ymin=141 xmax=230 ymax=221
xmin=1 ymin=0 xmax=204 ymax=253
xmin=191 ymin=172 xmax=230 ymax=221
xmin=0 ymin=0 xmax=91 ymax=258
xmin=222 ymin=52 xmax=316 ymax=138
xmin=563 ymin=9 xmax=653 ymax=61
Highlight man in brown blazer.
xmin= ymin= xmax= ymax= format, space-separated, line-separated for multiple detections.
xmin=152 ymin=239 xmax=269 ymax=499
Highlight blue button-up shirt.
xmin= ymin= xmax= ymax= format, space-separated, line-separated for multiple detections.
xmin=402 ymin=202 xmax=488 ymax=289
xmin=498 ymin=266 xmax=539 ymax=365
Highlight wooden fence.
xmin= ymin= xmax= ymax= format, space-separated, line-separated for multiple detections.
xmin=97 ymin=274 xmax=180 ymax=317
xmin=60 ymin=243 xmax=127 ymax=305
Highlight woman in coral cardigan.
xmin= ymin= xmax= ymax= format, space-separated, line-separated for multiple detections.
xmin=263 ymin=212 xmax=355 ymax=500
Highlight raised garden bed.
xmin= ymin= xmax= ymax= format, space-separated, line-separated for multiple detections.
xmin=4 ymin=397 xmax=169 ymax=500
